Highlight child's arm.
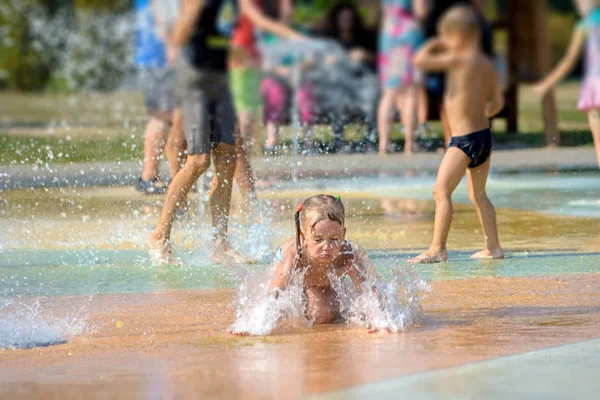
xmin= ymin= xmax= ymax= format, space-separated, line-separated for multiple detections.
xmin=532 ymin=26 xmax=586 ymax=96
xmin=267 ymin=241 xmax=296 ymax=295
xmin=240 ymin=0 xmax=304 ymax=41
xmin=485 ymin=68 xmax=504 ymax=118
xmin=170 ymin=0 xmax=206 ymax=47
xmin=413 ymin=38 xmax=460 ymax=72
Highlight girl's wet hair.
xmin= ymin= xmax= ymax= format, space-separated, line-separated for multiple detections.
xmin=294 ymin=194 xmax=345 ymax=265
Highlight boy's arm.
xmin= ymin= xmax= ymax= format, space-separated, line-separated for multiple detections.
xmin=532 ymin=26 xmax=586 ymax=96
xmin=239 ymin=0 xmax=304 ymax=40
xmin=170 ymin=0 xmax=206 ymax=47
xmin=413 ymin=38 xmax=460 ymax=72
xmin=413 ymin=0 xmax=431 ymax=20
xmin=485 ymin=68 xmax=504 ymax=118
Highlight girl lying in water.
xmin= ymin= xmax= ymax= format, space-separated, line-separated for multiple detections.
xmin=229 ymin=194 xmax=427 ymax=335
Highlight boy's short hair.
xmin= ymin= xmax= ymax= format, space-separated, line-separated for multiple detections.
xmin=438 ymin=4 xmax=481 ymax=40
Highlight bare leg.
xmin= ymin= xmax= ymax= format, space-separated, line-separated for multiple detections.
xmin=141 ymin=115 xmax=170 ymax=181
xmin=305 ymin=286 xmax=340 ymax=324
xmin=149 ymin=153 xmax=211 ymax=264
xmin=378 ymin=89 xmax=398 ymax=154
xmin=467 ymin=159 xmax=504 ymax=259
xmin=210 ymin=144 xmax=254 ymax=264
xmin=234 ymin=112 xmax=258 ymax=207
xmin=587 ymin=110 xmax=600 ymax=168
xmin=265 ymin=122 xmax=279 ymax=149
xmin=418 ymin=85 xmax=428 ymax=126
xmin=399 ymin=85 xmax=418 ymax=154
xmin=165 ymin=108 xmax=187 ymax=179
xmin=408 ymin=147 xmax=471 ymax=263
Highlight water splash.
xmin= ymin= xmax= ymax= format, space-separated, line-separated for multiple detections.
xmin=229 ymin=243 xmax=429 ymax=335
xmin=229 ymin=266 xmax=310 ymax=336
xmin=0 ymin=297 xmax=88 ymax=350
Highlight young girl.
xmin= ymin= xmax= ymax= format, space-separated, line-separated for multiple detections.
xmin=534 ymin=0 xmax=600 ymax=168
xmin=377 ymin=0 xmax=429 ymax=155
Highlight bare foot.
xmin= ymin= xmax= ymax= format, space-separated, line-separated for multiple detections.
xmin=469 ymin=248 xmax=504 ymax=259
xmin=148 ymin=235 xmax=180 ymax=266
xmin=408 ymin=249 xmax=448 ymax=264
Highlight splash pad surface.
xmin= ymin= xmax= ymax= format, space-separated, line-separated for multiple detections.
xmin=1 ymin=170 xmax=599 ymax=399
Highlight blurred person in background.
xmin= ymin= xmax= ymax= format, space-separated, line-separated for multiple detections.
xmin=259 ymin=0 xmax=318 ymax=155
xmin=320 ymin=1 xmax=379 ymax=153
xmin=135 ymin=0 xmax=186 ymax=195
xmin=149 ymin=0 xmax=303 ymax=265
xmin=534 ymin=0 xmax=600 ymax=168
xmin=377 ymin=0 xmax=430 ymax=155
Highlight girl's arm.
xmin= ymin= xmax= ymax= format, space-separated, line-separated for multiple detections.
xmin=413 ymin=38 xmax=460 ymax=72
xmin=239 ymin=0 xmax=304 ymax=40
xmin=267 ymin=240 xmax=297 ymax=294
xmin=533 ymin=26 xmax=586 ymax=95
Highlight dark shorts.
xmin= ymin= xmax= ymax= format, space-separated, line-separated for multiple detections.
xmin=174 ymin=57 xmax=236 ymax=155
xmin=138 ymin=67 xmax=177 ymax=114
xmin=448 ymin=128 xmax=492 ymax=168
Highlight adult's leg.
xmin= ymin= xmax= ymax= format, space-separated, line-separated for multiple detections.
xmin=210 ymin=143 xmax=237 ymax=246
xmin=165 ymin=107 xmax=187 ymax=179
xmin=234 ymin=112 xmax=258 ymax=206
xmin=149 ymin=153 xmax=211 ymax=263
xmin=418 ymin=84 xmax=428 ymax=126
xmin=588 ymin=110 xmax=600 ymax=168
xmin=261 ymin=77 xmax=287 ymax=149
xmin=466 ymin=159 xmax=504 ymax=259
xmin=378 ymin=88 xmax=398 ymax=154
xmin=141 ymin=115 xmax=170 ymax=182
xmin=408 ymin=147 xmax=471 ymax=263
xmin=298 ymin=83 xmax=316 ymax=151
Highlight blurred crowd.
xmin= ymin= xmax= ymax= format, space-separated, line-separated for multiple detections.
xmin=135 ymin=0 xmax=493 ymax=194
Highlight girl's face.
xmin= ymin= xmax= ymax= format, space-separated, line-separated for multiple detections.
xmin=302 ymin=219 xmax=346 ymax=264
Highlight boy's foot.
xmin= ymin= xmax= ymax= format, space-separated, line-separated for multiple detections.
xmin=148 ymin=236 xmax=180 ymax=266
xmin=470 ymin=248 xmax=504 ymax=259
xmin=408 ymin=249 xmax=448 ymax=263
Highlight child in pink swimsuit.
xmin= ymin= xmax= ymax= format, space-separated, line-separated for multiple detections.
xmin=534 ymin=0 xmax=600 ymax=168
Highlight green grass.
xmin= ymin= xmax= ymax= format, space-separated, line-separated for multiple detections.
xmin=0 ymin=134 xmax=142 ymax=165
xmin=0 ymin=82 xmax=595 ymax=165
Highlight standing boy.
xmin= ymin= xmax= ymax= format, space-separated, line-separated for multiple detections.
xmin=408 ymin=5 xmax=504 ymax=263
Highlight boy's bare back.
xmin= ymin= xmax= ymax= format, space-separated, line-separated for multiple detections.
xmin=444 ymin=52 xmax=502 ymax=137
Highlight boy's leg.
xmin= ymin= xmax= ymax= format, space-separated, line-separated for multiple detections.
xmin=408 ymin=147 xmax=471 ymax=263
xmin=467 ymin=159 xmax=504 ymax=259
xmin=587 ymin=111 xmax=600 ymax=168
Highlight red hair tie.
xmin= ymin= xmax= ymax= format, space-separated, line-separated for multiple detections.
xmin=296 ymin=203 xmax=303 ymax=212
